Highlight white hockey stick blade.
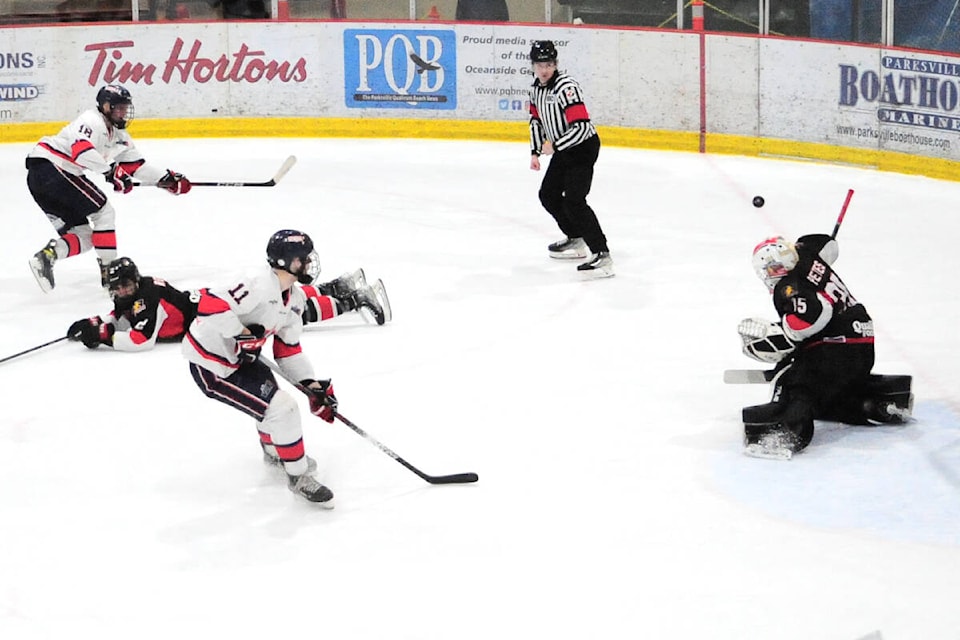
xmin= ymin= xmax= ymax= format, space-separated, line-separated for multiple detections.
xmin=724 ymin=369 xmax=773 ymax=384
xmin=270 ymin=155 xmax=297 ymax=185
xmin=167 ymin=155 xmax=299 ymax=188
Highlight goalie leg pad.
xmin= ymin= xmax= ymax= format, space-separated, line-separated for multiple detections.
xmin=742 ymin=402 xmax=783 ymax=445
xmin=742 ymin=396 xmax=813 ymax=454
xmin=862 ymin=374 xmax=913 ymax=424
xmin=865 ymin=374 xmax=912 ymax=396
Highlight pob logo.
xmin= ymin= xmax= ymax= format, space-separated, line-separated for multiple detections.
xmin=344 ymin=29 xmax=457 ymax=109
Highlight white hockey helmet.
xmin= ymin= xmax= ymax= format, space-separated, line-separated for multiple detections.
xmin=752 ymin=236 xmax=798 ymax=291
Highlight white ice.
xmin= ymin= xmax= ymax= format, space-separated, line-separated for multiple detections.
xmin=1 ymin=137 xmax=959 ymax=639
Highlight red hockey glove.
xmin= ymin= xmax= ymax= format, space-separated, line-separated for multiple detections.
xmin=67 ymin=316 xmax=114 ymax=349
xmin=105 ymin=163 xmax=134 ymax=194
xmin=302 ymin=379 xmax=337 ymax=422
xmin=158 ymin=169 xmax=192 ymax=195
xmin=235 ymin=324 xmax=267 ymax=364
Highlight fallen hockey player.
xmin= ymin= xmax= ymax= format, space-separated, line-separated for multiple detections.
xmin=67 ymin=256 xmax=390 ymax=352
xmin=736 ymin=233 xmax=913 ymax=459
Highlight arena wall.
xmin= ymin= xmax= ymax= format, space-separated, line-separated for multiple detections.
xmin=2 ymin=20 xmax=959 ymax=180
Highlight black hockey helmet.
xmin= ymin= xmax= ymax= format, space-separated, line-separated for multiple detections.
xmin=266 ymin=229 xmax=320 ymax=284
xmin=96 ymin=84 xmax=134 ymax=129
xmin=106 ymin=256 xmax=141 ymax=306
xmin=530 ymin=40 xmax=558 ymax=63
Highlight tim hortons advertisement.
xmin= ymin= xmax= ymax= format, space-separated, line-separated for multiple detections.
xmin=4 ymin=23 xmax=322 ymax=121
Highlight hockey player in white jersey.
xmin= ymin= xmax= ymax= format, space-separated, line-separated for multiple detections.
xmin=26 ymin=84 xmax=192 ymax=292
xmin=182 ymin=229 xmax=337 ymax=505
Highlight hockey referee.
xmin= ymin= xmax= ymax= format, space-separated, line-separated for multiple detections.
xmin=528 ymin=40 xmax=613 ymax=278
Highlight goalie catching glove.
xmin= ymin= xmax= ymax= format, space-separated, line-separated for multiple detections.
xmin=738 ymin=317 xmax=795 ymax=363
xmin=301 ymin=379 xmax=337 ymax=422
xmin=157 ymin=169 xmax=191 ymax=195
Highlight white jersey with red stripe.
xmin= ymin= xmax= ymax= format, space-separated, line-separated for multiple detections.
xmin=182 ymin=264 xmax=316 ymax=381
xmin=26 ymin=108 xmax=165 ymax=183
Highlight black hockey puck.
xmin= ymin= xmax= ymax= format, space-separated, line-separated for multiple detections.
xmin=752 ymin=195 xmax=765 ymax=208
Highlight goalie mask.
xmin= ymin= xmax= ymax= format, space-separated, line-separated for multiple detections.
xmin=266 ymin=229 xmax=320 ymax=285
xmin=752 ymin=236 xmax=798 ymax=291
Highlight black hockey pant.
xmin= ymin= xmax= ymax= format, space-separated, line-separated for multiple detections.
xmin=746 ymin=343 xmax=875 ymax=451
xmin=189 ymin=360 xmax=278 ymax=421
xmin=538 ymin=135 xmax=608 ymax=254
xmin=26 ymin=157 xmax=108 ymax=230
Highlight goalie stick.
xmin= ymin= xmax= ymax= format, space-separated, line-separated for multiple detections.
xmin=136 ymin=155 xmax=297 ymax=188
xmin=723 ymin=369 xmax=775 ymax=384
xmin=259 ymin=356 xmax=479 ymax=485
xmin=831 ymin=188 xmax=854 ymax=239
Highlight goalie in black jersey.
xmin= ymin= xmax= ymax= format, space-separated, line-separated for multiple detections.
xmin=737 ymin=234 xmax=912 ymax=459
xmin=67 ymin=257 xmax=391 ymax=352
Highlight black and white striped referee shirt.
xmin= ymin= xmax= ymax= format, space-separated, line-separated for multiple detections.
xmin=529 ymin=71 xmax=598 ymax=154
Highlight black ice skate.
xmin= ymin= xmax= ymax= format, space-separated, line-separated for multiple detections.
xmin=548 ymin=237 xmax=588 ymax=259
xmin=28 ymin=240 xmax=58 ymax=292
xmin=287 ymin=472 xmax=335 ymax=507
xmin=98 ymin=258 xmax=109 ymax=289
xmin=576 ymin=251 xmax=614 ymax=279
xmin=324 ymin=268 xmax=367 ymax=298
xmin=350 ymin=279 xmax=392 ymax=325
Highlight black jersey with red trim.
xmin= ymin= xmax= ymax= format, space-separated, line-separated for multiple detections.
xmin=772 ymin=234 xmax=873 ymax=347
xmin=109 ymin=276 xmax=199 ymax=351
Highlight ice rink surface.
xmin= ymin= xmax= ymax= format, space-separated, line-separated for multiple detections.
xmin=1 ymin=137 xmax=959 ymax=639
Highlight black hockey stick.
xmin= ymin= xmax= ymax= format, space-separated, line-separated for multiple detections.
xmin=259 ymin=357 xmax=479 ymax=485
xmin=333 ymin=412 xmax=479 ymax=485
xmin=0 ymin=335 xmax=68 ymax=365
xmin=831 ymin=188 xmax=854 ymax=239
xmin=135 ymin=155 xmax=297 ymax=188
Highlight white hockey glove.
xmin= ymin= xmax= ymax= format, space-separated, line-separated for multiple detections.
xmin=738 ymin=317 xmax=796 ymax=364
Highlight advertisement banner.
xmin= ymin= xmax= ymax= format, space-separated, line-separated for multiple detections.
xmin=758 ymin=38 xmax=960 ymax=160
xmin=2 ymin=20 xmax=959 ymax=164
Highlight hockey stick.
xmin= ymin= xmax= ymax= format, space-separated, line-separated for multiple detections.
xmin=831 ymin=188 xmax=855 ymax=239
xmin=723 ymin=369 xmax=774 ymax=384
xmin=0 ymin=335 xmax=68 ymax=365
xmin=259 ymin=357 xmax=479 ymax=485
xmin=333 ymin=412 xmax=479 ymax=485
xmin=135 ymin=155 xmax=297 ymax=188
